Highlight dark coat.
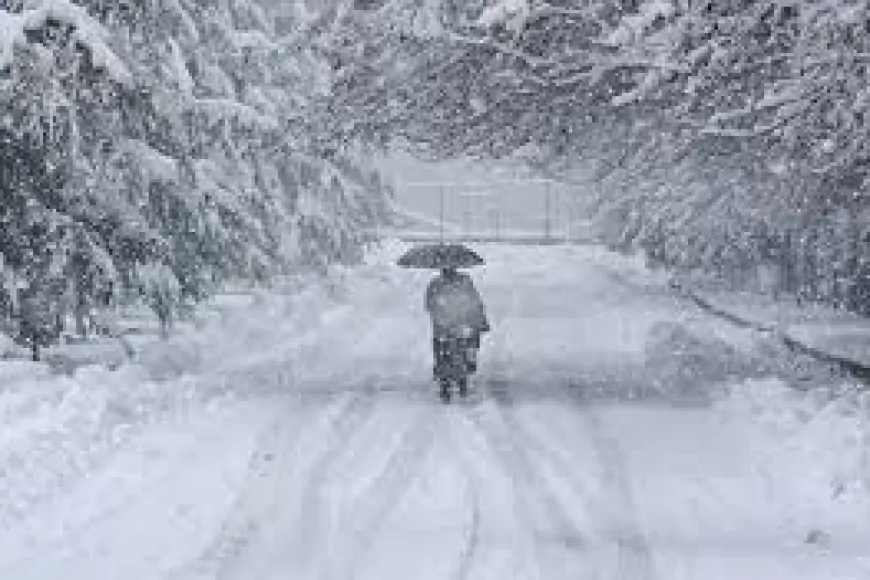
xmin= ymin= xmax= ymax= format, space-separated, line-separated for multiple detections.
xmin=425 ymin=271 xmax=489 ymax=335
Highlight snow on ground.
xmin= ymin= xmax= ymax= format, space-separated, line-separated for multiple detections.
xmin=0 ymin=273 xmax=352 ymax=559
xmin=1 ymin=241 xmax=869 ymax=579
xmin=675 ymin=271 xmax=870 ymax=368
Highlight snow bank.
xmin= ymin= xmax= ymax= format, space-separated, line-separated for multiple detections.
xmin=523 ymin=243 xmax=870 ymax=529
xmin=0 ymin=363 xmax=188 ymax=527
xmin=671 ymin=277 xmax=870 ymax=376
xmin=0 ymin=359 xmax=50 ymax=387
xmin=0 ymin=273 xmax=352 ymax=531
xmin=790 ymin=324 xmax=870 ymax=369
xmin=715 ymin=379 xmax=870 ymax=544
xmin=128 ymin=272 xmax=351 ymax=385
xmin=584 ymin=244 xmax=870 ymax=384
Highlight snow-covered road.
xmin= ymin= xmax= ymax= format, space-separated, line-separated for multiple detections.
xmin=2 ymin=243 xmax=869 ymax=579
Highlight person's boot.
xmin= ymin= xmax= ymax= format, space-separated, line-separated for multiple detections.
xmin=458 ymin=377 xmax=469 ymax=398
xmin=440 ymin=387 xmax=451 ymax=403
xmin=439 ymin=379 xmax=451 ymax=403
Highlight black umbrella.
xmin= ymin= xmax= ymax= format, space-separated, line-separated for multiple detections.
xmin=397 ymin=243 xmax=484 ymax=269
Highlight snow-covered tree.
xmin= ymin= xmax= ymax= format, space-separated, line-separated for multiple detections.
xmin=0 ymin=1 xmax=131 ymax=354
xmin=318 ymin=0 xmax=869 ymax=314
xmin=0 ymin=0 xmax=393 ymax=350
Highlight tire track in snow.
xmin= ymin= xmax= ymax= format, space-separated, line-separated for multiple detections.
xmin=576 ymin=402 xmax=657 ymax=580
xmin=442 ymin=413 xmax=483 ymax=580
xmin=481 ymin=256 xmax=656 ymax=578
xmin=471 ymin=379 xmax=658 ymax=579
xmin=163 ymin=397 xmax=304 ymax=580
xmin=481 ymin=385 xmax=587 ymax=550
xmin=462 ymin=278 xmax=557 ymax=558
xmin=170 ymin=392 xmax=366 ymax=580
xmin=495 ymin=383 xmax=657 ymax=579
xmin=206 ymin=392 xmax=433 ymax=580
xmin=455 ymin=480 xmax=482 ymax=580
xmin=483 ymin=388 xmax=609 ymax=527
xmin=325 ymin=404 xmax=440 ymax=580
xmin=461 ymin=405 xmax=582 ymax=579
xmin=460 ymin=406 xmax=542 ymax=546
xmin=461 ymin=391 xmax=588 ymax=580
xmin=275 ymin=390 xmax=386 ymax=580
xmin=224 ymin=391 xmax=377 ymax=580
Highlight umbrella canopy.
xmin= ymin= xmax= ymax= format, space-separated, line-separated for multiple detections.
xmin=397 ymin=243 xmax=484 ymax=269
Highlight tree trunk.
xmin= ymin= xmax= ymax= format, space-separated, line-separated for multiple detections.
xmin=157 ymin=302 xmax=171 ymax=340
xmin=158 ymin=312 xmax=169 ymax=340
xmin=31 ymin=342 xmax=39 ymax=362
xmin=74 ymin=291 xmax=88 ymax=337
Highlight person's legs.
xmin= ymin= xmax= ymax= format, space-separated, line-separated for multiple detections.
xmin=432 ymin=336 xmax=444 ymax=376
xmin=433 ymin=335 xmax=451 ymax=401
xmin=440 ymin=378 xmax=452 ymax=402
xmin=457 ymin=376 xmax=468 ymax=397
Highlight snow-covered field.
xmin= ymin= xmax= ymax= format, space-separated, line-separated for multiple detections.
xmin=1 ymin=242 xmax=868 ymax=579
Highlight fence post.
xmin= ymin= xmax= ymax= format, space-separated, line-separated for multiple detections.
xmin=439 ymin=185 xmax=445 ymax=243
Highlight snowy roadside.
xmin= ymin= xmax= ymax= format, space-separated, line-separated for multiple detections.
xmin=603 ymin=380 xmax=870 ymax=576
xmin=0 ymin=269 xmax=353 ymax=540
xmin=581 ymin=248 xmax=870 ymax=385
xmin=0 ymin=244 xmax=434 ymax=580
xmin=0 ymin=270 xmax=346 ymax=376
xmin=1 ymin=240 xmax=868 ymax=579
xmin=681 ymin=284 xmax=870 ymax=368
xmin=520 ymin=244 xmax=870 ymax=560
xmin=388 ymin=240 xmax=870 ymax=563
xmin=673 ymin=281 xmax=870 ymax=386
